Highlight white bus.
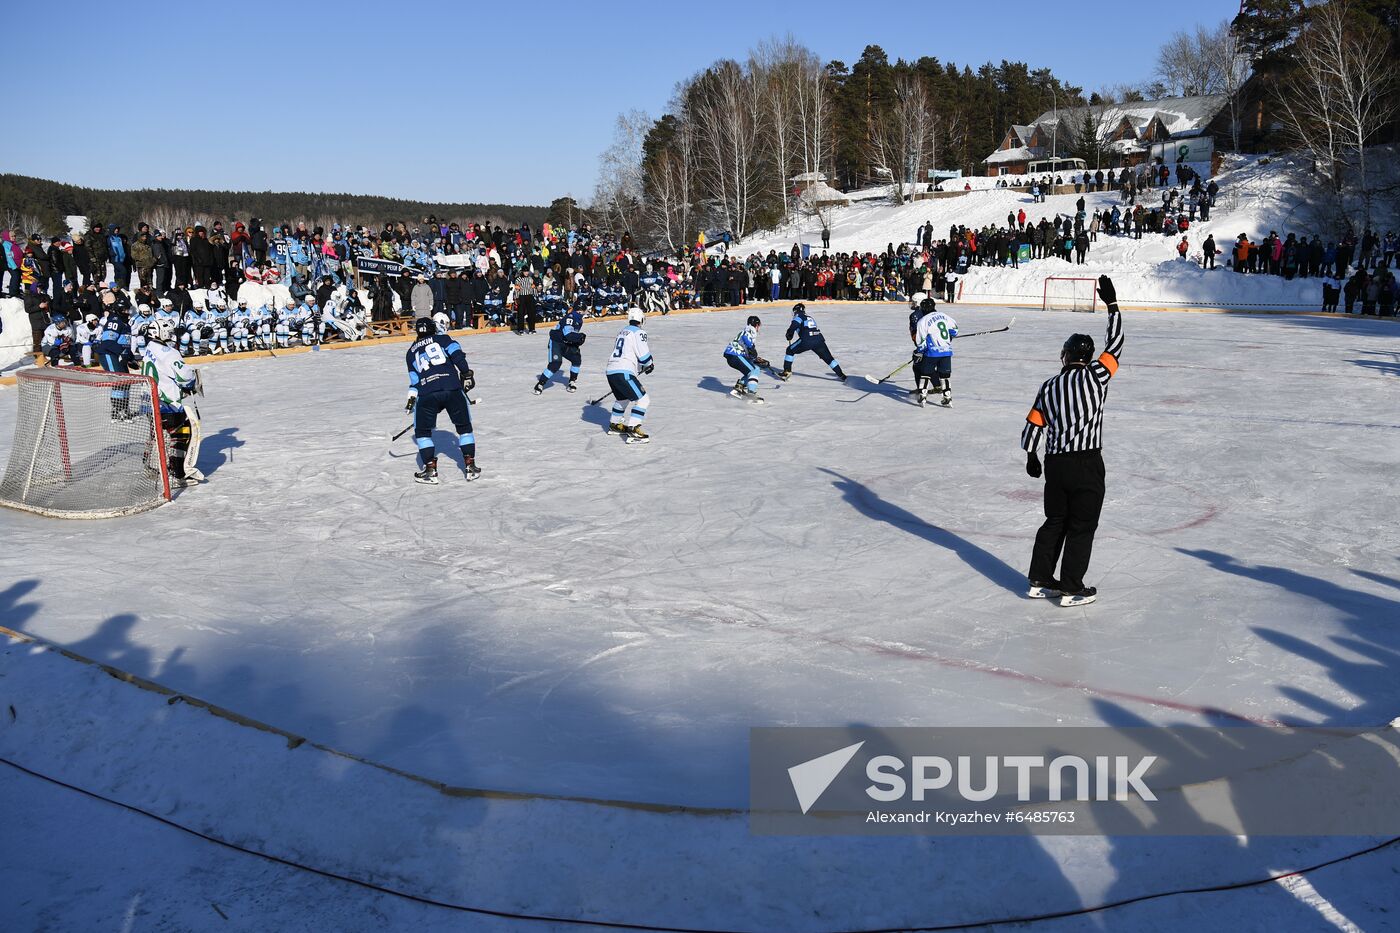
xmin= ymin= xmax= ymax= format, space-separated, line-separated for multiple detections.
xmin=1027 ymin=157 xmax=1087 ymax=175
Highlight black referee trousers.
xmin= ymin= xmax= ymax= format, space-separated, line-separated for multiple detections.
xmin=1029 ymin=449 xmax=1105 ymax=591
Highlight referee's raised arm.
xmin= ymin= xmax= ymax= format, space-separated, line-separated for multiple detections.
xmin=1021 ymin=274 xmax=1122 ymax=609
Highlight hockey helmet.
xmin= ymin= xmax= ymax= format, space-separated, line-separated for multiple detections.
xmin=910 ymin=291 xmax=928 ymax=309
xmin=627 ymin=307 xmax=644 ymax=325
xmin=146 ymin=318 xmax=177 ymax=343
xmin=85 ymin=313 xmax=99 ymax=325
xmin=1062 ymin=333 xmax=1095 ymax=365
xmin=792 ymin=302 xmax=806 ymax=315
xmin=138 ymin=303 xmax=152 ymax=314
xmin=238 ymin=297 xmax=248 ymax=307
xmin=413 ymin=316 xmax=435 ymax=337
xmin=432 ymin=311 xmax=451 ymax=331
xmin=747 ymin=315 xmax=761 ymax=328
xmin=919 ymin=297 xmax=937 ymax=315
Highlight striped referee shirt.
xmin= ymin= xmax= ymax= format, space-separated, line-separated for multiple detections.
xmin=1021 ymin=305 xmax=1123 ymax=455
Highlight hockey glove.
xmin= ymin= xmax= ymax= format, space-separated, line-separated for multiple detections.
xmin=462 ymin=368 xmax=476 ymax=391
xmin=755 ymin=357 xmax=769 ymax=368
xmin=1026 ymin=451 xmax=1042 ymax=479
xmin=641 ymin=362 xmax=655 ymax=375
xmin=405 ymin=395 xmax=416 ymax=414
xmin=1097 ymin=275 xmax=1117 ymax=306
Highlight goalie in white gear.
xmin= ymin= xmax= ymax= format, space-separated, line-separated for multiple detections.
xmin=604 ymin=307 xmax=654 ymax=443
xmin=140 ymin=319 xmax=203 ymax=485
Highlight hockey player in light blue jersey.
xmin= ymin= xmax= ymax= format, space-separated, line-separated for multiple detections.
xmin=724 ymin=315 xmax=769 ymax=403
xmin=534 ymin=307 xmax=586 ymax=394
xmin=781 ymin=303 xmax=847 ymax=382
xmin=604 ymin=307 xmax=653 ymax=443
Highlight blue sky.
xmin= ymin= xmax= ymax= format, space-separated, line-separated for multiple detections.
xmin=5 ymin=0 xmax=1235 ymax=206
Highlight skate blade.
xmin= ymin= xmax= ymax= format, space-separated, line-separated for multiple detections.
xmin=1059 ymin=593 xmax=1097 ymax=607
xmin=624 ymin=436 xmax=651 ymax=444
xmin=414 ymin=475 xmax=440 ymax=485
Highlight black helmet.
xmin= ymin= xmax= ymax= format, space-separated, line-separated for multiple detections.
xmin=414 ymin=317 xmax=434 ymax=337
xmin=919 ymin=297 xmax=937 ymax=314
xmin=792 ymin=302 xmax=806 ymax=314
xmin=1062 ymin=333 xmax=1095 ymax=365
xmin=747 ymin=315 xmax=761 ymax=327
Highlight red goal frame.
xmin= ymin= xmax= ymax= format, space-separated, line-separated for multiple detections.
xmin=18 ymin=368 xmax=171 ymax=505
xmin=1041 ymin=277 xmax=1099 ymax=312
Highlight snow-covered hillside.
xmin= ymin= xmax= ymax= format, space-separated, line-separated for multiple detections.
xmin=741 ymin=154 xmax=1398 ymax=311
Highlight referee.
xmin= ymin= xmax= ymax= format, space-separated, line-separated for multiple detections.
xmin=1021 ymin=274 xmax=1123 ymax=607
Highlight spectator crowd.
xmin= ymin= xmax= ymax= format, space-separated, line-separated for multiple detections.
xmin=2 ymin=168 xmax=1396 ymax=367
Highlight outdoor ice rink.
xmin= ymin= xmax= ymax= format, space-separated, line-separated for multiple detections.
xmin=3 ymin=302 xmax=1399 ymax=930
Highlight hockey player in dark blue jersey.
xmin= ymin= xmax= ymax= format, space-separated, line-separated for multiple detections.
xmin=405 ymin=317 xmax=481 ymax=484
xmin=96 ymin=310 xmax=135 ymax=418
xmin=781 ymin=303 xmax=847 ymax=382
xmin=534 ymin=307 xmax=586 ymax=394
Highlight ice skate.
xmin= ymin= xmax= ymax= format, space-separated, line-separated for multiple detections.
xmin=1027 ymin=579 xmax=1061 ymax=599
xmin=462 ymin=456 xmax=482 ymax=481
xmin=1059 ymin=587 xmax=1097 ymax=608
xmin=414 ymin=460 xmax=440 ymax=485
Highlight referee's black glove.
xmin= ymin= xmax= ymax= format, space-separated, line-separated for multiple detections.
xmin=1098 ymin=275 xmax=1117 ymax=306
xmin=1026 ymin=451 xmax=1042 ymax=479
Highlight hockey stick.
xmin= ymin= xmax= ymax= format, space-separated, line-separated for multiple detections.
xmin=588 ymin=389 xmax=615 ymax=406
xmin=871 ymin=359 xmax=914 ymax=385
xmin=953 ymin=316 xmax=1017 ymax=340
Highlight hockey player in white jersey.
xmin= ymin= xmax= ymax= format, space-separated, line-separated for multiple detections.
xmin=76 ymin=313 xmax=102 ymax=367
xmin=140 ymin=319 xmax=203 ymax=486
xmin=298 ymin=296 xmax=320 ymax=346
xmin=131 ymin=305 xmax=155 ymax=354
xmin=911 ymin=297 xmax=957 ymax=407
xmin=229 ymin=299 xmax=254 ymax=352
xmin=274 ymin=298 xmax=293 ymax=348
xmin=724 ymin=315 xmax=769 ymax=403
xmin=40 ymin=314 xmax=77 ymax=366
xmin=604 ymin=307 xmax=654 ymax=444
xmin=181 ymin=305 xmax=213 ymax=356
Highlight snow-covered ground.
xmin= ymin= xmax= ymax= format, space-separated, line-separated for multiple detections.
xmin=1 ymin=303 xmax=1398 ymax=929
xmin=744 ymin=154 xmax=1398 ymax=311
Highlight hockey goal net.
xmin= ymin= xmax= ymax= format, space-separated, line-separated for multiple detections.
xmin=1042 ymin=277 xmax=1099 ymax=312
xmin=0 ymin=368 xmax=171 ymax=518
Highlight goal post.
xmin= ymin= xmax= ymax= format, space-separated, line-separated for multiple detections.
xmin=0 ymin=368 xmax=171 ymax=518
xmin=1042 ymin=277 xmax=1099 ymax=313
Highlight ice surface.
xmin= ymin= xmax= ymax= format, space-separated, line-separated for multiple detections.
xmin=1 ymin=303 xmax=1397 ymax=808
xmin=1 ymin=301 xmax=1398 ymax=929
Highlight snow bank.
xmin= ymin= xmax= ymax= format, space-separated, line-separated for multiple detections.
xmin=739 ymin=152 xmax=1397 ymax=311
xmin=1 ymin=298 xmax=33 ymax=371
